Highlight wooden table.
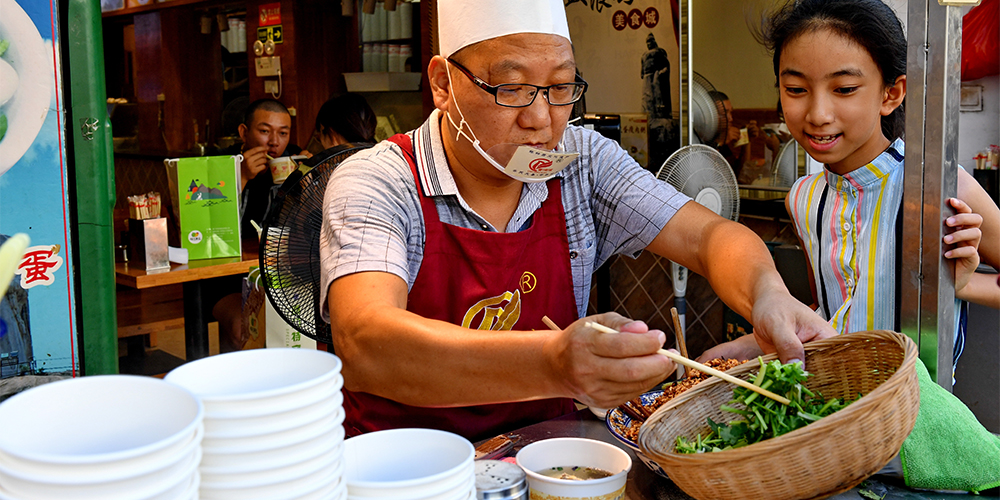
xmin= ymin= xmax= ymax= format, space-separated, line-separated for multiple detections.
xmin=486 ymin=410 xmax=1000 ymax=500
xmin=115 ymin=248 xmax=259 ymax=360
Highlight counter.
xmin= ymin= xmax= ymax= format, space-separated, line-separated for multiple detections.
xmin=483 ymin=409 xmax=1000 ymax=500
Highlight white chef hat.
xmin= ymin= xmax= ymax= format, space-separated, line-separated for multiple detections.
xmin=437 ymin=0 xmax=572 ymax=58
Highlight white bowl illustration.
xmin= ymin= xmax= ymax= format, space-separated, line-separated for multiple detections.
xmin=0 ymin=0 xmax=52 ymax=177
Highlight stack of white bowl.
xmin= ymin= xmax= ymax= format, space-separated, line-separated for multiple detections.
xmin=164 ymin=348 xmax=345 ymax=500
xmin=343 ymin=429 xmax=476 ymax=500
xmin=0 ymin=375 xmax=203 ymax=500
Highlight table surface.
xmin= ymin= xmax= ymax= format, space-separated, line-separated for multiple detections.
xmin=488 ymin=409 xmax=999 ymax=500
xmin=115 ymin=248 xmax=259 ymax=289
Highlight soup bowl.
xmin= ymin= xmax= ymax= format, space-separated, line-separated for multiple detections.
xmin=515 ymin=438 xmax=630 ymax=500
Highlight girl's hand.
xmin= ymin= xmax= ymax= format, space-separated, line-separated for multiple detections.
xmin=944 ymin=197 xmax=983 ymax=293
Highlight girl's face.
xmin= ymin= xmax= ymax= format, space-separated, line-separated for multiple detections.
xmin=778 ymin=28 xmax=905 ymax=174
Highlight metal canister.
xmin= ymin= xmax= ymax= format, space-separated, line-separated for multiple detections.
xmin=475 ymin=460 xmax=528 ymax=500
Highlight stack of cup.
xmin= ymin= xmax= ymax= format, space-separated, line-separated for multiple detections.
xmin=164 ymin=349 xmax=345 ymax=500
xmin=344 ymin=428 xmax=476 ymax=500
xmin=0 ymin=376 xmax=203 ymax=500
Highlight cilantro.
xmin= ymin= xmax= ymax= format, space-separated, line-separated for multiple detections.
xmin=676 ymin=358 xmax=860 ymax=453
xmin=0 ymin=39 xmax=8 ymax=57
xmin=0 ymin=114 xmax=6 ymax=142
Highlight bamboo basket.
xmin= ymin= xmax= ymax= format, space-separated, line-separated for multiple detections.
xmin=638 ymin=330 xmax=919 ymax=500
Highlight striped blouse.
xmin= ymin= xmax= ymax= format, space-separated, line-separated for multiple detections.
xmin=787 ymin=139 xmax=963 ymax=360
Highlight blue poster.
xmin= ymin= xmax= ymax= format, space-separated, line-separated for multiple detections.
xmin=0 ymin=0 xmax=78 ymax=377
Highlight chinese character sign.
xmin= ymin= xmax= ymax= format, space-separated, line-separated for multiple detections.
xmin=0 ymin=0 xmax=78 ymax=377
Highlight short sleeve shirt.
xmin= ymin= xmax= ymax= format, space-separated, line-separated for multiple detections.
xmin=319 ymin=109 xmax=691 ymax=320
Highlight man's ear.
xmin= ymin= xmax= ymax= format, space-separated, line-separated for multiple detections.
xmin=881 ymin=74 xmax=906 ymax=116
xmin=428 ymin=55 xmax=452 ymax=112
xmin=237 ymin=123 xmax=248 ymax=142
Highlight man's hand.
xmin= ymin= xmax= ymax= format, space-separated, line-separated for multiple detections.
xmin=749 ymin=290 xmax=836 ymax=364
xmin=240 ymin=145 xmax=270 ymax=190
xmin=696 ymin=333 xmax=763 ymax=363
xmin=544 ymin=312 xmax=676 ymax=410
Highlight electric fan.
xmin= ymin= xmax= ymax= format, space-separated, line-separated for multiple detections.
xmin=691 ymin=72 xmax=728 ymax=146
xmin=769 ymin=139 xmax=800 ymax=188
xmin=655 ymin=145 xmax=740 ymax=359
xmin=259 ymin=143 xmax=372 ymax=344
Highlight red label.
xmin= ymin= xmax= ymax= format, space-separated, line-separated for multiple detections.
xmin=259 ymin=3 xmax=282 ymax=27
xmin=528 ymin=158 xmax=554 ymax=172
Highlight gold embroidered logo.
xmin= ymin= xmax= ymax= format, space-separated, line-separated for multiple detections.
xmin=519 ymin=271 xmax=537 ymax=294
xmin=462 ymin=290 xmax=521 ymax=330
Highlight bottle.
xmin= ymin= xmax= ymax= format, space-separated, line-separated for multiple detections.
xmin=237 ymin=20 xmax=247 ymax=53
xmin=388 ymin=44 xmax=401 ymax=72
xmin=363 ymin=44 xmax=373 ymax=72
xmin=388 ymin=7 xmax=402 ymax=40
xmin=399 ymin=44 xmax=412 ymax=72
xmin=399 ymin=1 xmax=413 ymax=39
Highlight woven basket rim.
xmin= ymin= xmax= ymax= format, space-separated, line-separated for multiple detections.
xmin=638 ymin=330 xmax=918 ymax=464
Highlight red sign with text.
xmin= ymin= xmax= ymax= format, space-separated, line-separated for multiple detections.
xmin=259 ymin=3 xmax=281 ymax=27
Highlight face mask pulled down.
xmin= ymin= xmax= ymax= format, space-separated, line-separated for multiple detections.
xmin=444 ymin=62 xmax=579 ymax=183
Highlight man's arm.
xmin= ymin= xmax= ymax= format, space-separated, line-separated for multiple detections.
xmin=645 ymin=201 xmax=836 ymax=362
xmin=327 ymin=272 xmax=674 ymax=409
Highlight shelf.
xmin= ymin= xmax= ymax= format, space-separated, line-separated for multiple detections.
xmin=102 ymin=0 xmax=208 ymax=18
xmin=344 ymin=72 xmax=421 ymax=92
xmin=361 ymin=38 xmax=415 ymax=44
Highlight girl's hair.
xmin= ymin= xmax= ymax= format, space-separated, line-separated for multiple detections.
xmin=755 ymin=0 xmax=907 ymax=140
xmin=314 ymin=93 xmax=377 ymax=144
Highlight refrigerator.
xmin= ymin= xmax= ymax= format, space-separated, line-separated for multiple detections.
xmin=0 ymin=0 xmax=117 ymax=382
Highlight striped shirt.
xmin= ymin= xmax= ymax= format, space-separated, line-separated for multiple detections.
xmin=788 ymin=139 xmax=963 ymax=362
xmin=319 ymin=109 xmax=691 ymax=320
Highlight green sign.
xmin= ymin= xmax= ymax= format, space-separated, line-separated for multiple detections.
xmin=256 ymin=25 xmax=283 ymax=44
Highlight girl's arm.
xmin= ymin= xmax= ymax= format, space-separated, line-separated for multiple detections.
xmin=956 ymin=168 xmax=1000 ymax=309
xmin=944 ymin=197 xmax=982 ymax=299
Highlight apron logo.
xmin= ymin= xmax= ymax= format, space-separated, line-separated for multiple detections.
xmin=462 ymin=290 xmax=522 ymax=330
xmin=520 ymin=272 xmax=537 ymax=294
xmin=528 ymin=158 xmax=554 ymax=172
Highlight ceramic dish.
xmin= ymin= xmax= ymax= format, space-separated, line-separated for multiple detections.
xmin=604 ymin=390 xmax=669 ymax=479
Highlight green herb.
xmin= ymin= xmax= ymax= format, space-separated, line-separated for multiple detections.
xmin=0 ymin=39 xmax=9 ymax=57
xmin=675 ymin=358 xmax=859 ymax=453
xmin=0 ymin=114 xmax=7 ymax=142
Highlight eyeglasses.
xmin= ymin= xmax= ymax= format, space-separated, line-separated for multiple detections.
xmin=448 ymin=58 xmax=588 ymax=108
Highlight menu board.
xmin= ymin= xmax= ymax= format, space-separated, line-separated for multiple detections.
xmin=0 ymin=0 xmax=78 ymax=378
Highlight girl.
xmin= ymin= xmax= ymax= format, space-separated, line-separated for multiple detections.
xmin=701 ymin=0 xmax=998 ymax=363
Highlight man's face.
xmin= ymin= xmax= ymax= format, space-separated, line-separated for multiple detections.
xmin=443 ymin=33 xmax=577 ymax=171
xmin=240 ymin=109 xmax=291 ymax=157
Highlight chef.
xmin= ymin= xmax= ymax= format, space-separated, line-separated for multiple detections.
xmin=319 ymin=0 xmax=837 ymax=441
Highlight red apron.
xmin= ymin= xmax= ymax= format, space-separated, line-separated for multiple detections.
xmin=341 ymin=133 xmax=578 ymax=442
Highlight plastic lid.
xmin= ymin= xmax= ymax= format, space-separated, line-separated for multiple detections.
xmin=475 ymin=460 xmax=527 ymax=500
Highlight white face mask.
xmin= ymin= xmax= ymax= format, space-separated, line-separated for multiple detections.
xmin=444 ymin=61 xmax=579 ymax=183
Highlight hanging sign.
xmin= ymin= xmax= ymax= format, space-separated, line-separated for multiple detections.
xmin=259 ymin=2 xmax=281 ymax=27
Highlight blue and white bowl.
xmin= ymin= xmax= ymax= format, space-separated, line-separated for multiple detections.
xmin=604 ymin=390 xmax=670 ymax=479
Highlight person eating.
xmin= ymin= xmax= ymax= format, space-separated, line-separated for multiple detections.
xmin=320 ymin=0 xmax=837 ymax=441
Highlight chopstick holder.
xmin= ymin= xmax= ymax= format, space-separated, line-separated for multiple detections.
xmin=584 ymin=321 xmax=791 ymax=406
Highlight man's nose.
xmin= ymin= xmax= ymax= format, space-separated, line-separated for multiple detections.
xmin=518 ymin=92 xmax=553 ymax=130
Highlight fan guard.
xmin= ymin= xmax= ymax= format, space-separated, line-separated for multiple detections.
xmin=691 ymin=72 xmax=728 ymax=146
xmin=656 ymin=144 xmax=740 ymax=221
xmin=770 ymin=139 xmax=800 ymax=188
xmin=259 ymin=143 xmax=372 ymax=344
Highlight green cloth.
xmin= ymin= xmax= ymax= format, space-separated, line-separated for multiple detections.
xmin=900 ymin=359 xmax=1000 ymax=493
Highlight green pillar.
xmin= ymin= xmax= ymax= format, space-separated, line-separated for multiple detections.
xmin=66 ymin=0 xmax=118 ymax=375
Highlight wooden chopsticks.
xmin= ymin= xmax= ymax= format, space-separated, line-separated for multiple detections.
xmin=542 ymin=315 xmax=654 ymax=422
xmin=670 ymin=307 xmax=687 ymax=379
xmin=584 ymin=321 xmax=791 ymax=406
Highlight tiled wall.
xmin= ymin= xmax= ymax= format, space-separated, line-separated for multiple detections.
xmin=587 ymin=214 xmax=801 ymax=359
